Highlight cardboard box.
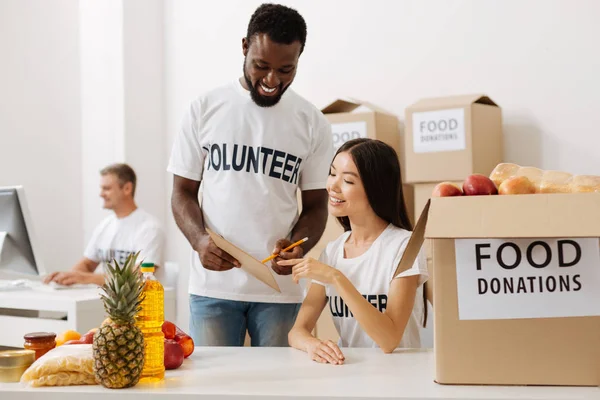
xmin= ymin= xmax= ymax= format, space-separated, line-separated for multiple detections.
xmin=322 ymin=99 xmax=402 ymax=163
xmin=396 ymin=193 xmax=600 ymax=385
xmin=404 ymin=181 xmax=462 ymax=304
xmin=403 ymin=94 xmax=502 ymax=183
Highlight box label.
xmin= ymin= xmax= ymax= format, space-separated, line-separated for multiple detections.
xmin=330 ymin=121 xmax=367 ymax=151
xmin=455 ymin=238 xmax=600 ymax=320
xmin=412 ymin=108 xmax=466 ymax=153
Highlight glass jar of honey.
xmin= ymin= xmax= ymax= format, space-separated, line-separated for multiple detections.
xmin=23 ymin=332 xmax=56 ymax=360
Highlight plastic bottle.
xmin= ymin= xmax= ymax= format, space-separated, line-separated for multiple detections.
xmin=136 ymin=263 xmax=165 ymax=382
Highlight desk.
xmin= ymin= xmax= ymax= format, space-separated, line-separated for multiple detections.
xmin=0 ymin=287 xmax=176 ymax=348
xmin=0 ymin=348 xmax=597 ymax=399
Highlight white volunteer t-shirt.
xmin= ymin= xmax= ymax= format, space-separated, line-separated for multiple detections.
xmin=84 ymin=208 xmax=165 ymax=281
xmin=316 ymin=224 xmax=428 ymax=349
xmin=167 ymin=80 xmax=333 ymax=303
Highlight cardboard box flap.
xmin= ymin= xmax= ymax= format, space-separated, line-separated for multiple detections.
xmin=392 ymin=200 xmax=431 ymax=280
xmin=322 ymin=98 xmax=394 ymax=115
xmin=407 ymin=94 xmax=498 ymax=111
xmin=425 ymin=193 xmax=600 ymax=239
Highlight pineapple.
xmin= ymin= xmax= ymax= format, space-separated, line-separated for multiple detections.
xmin=93 ymin=253 xmax=146 ymax=389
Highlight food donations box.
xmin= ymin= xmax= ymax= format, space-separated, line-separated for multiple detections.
xmin=395 ymin=193 xmax=600 ymax=385
xmin=403 ymin=94 xmax=503 ymax=183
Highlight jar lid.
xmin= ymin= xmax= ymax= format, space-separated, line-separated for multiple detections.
xmin=0 ymin=350 xmax=35 ymax=368
xmin=23 ymin=332 xmax=56 ymax=341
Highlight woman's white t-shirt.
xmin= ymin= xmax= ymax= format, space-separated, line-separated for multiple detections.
xmin=315 ymin=224 xmax=428 ymax=349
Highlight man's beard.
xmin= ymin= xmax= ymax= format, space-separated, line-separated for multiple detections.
xmin=243 ymin=58 xmax=288 ymax=107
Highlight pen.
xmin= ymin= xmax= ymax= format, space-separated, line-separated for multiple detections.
xmin=261 ymin=237 xmax=309 ymax=264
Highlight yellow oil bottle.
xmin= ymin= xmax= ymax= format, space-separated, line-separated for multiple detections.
xmin=136 ymin=262 xmax=165 ymax=382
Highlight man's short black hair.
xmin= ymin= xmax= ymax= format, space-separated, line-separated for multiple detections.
xmin=246 ymin=3 xmax=307 ymax=53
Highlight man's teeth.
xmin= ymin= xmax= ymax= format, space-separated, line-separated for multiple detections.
xmin=330 ymin=197 xmax=344 ymax=203
xmin=261 ymin=84 xmax=276 ymax=93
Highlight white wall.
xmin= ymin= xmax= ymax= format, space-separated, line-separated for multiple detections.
xmin=164 ymin=0 xmax=600 ymax=334
xmin=0 ymin=0 xmax=83 ymax=273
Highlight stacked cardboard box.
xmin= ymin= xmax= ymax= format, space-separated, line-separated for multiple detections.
xmin=402 ymin=94 xmax=504 ymax=303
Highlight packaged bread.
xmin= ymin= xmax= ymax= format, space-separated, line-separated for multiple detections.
xmin=489 ymin=163 xmax=520 ymax=188
xmin=540 ymin=170 xmax=573 ymax=193
xmin=489 ymin=163 xmax=599 ymax=194
xmin=20 ymin=344 xmax=96 ymax=387
xmin=515 ymin=166 xmax=544 ymax=192
xmin=570 ymin=175 xmax=600 ymax=193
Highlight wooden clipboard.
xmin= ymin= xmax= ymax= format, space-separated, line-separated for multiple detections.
xmin=206 ymin=229 xmax=281 ymax=293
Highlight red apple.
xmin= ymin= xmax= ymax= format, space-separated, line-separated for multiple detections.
xmin=162 ymin=321 xmax=177 ymax=340
xmin=173 ymin=325 xmax=194 ymax=358
xmin=164 ymin=339 xmax=184 ymax=370
xmin=498 ymin=176 xmax=536 ymax=195
xmin=80 ymin=331 xmax=94 ymax=344
xmin=462 ymin=174 xmax=498 ymax=196
xmin=175 ymin=333 xmax=194 ymax=358
xmin=432 ymin=182 xmax=463 ymax=197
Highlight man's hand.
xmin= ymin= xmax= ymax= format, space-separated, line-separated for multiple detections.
xmin=196 ymin=233 xmax=241 ymax=271
xmin=270 ymin=238 xmax=304 ymax=275
xmin=44 ymin=271 xmax=94 ymax=286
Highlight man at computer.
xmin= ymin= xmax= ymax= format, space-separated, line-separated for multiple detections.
xmin=43 ymin=163 xmax=164 ymax=286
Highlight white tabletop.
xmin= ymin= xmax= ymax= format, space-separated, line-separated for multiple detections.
xmin=1 ymin=347 xmax=598 ymax=399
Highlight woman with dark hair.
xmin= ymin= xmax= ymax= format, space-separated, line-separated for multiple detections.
xmin=281 ymin=138 xmax=428 ymax=364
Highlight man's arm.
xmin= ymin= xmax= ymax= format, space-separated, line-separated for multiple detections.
xmin=72 ymin=257 xmax=99 ymax=273
xmin=43 ymin=257 xmax=102 ymax=286
xmin=171 ymin=175 xmax=239 ymax=271
xmin=271 ymin=189 xmax=328 ymax=275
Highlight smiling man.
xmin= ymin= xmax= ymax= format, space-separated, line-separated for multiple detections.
xmin=168 ymin=4 xmax=333 ymax=347
xmin=44 ymin=163 xmax=164 ymax=286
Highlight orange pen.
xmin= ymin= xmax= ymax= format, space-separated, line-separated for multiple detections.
xmin=261 ymin=237 xmax=309 ymax=263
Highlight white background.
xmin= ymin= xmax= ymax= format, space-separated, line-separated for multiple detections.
xmin=1 ymin=0 xmax=600 ymax=336
xmin=455 ymin=238 xmax=600 ymax=320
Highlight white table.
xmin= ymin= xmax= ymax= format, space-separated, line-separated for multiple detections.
xmin=1 ymin=348 xmax=597 ymax=399
xmin=0 ymin=286 xmax=176 ymax=348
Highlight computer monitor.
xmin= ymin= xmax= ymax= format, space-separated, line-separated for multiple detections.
xmin=0 ymin=186 xmax=46 ymax=280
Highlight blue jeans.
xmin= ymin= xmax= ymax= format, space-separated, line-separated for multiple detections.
xmin=189 ymin=294 xmax=301 ymax=347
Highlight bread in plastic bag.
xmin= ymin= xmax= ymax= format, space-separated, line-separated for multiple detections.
xmin=20 ymin=344 xmax=96 ymax=387
xmin=490 ymin=163 xmax=600 ymax=194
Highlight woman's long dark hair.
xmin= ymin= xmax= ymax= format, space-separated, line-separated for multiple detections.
xmin=333 ymin=138 xmax=428 ymax=328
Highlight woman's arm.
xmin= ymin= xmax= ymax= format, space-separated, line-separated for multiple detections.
xmin=286 ymin=257 xmax=420 ymax=353
xmin=332 ymin=272 xmax=419 ymax=353
xmin=288 ymin=283 xmax=345 ymax=364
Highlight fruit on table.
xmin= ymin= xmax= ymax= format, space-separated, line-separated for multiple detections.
xmin=162 ymin=321 xmax=194 ymax=358
xmin=162 ymin=321 xmax=177 ymax=340
xmin=432 ymin=182 xmax=463 ymax=197
xmin=164 ymin=339 xmax=184 ymax=370
xmin=462 ymin=174 xmax=498 ymax=196
xmin=63 ymin=329 xmax=96 ymax=345
xmin=93 ymin=253 xmax=145 ymax=389
xmin=174 ymin=326 xmax=195 ymax=358
xmin=56 ymin=330 xmax=81 ymax=346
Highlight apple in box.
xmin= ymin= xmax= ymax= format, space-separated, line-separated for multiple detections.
xmin=498 ymin=176 xmax=536 ymax=195
xmin=432 ymin=182 xmax=463 ymax=197
xmin=462 ymin=174 xmax=498 ymax=196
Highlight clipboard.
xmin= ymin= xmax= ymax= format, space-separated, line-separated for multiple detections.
xmin=206 ymin=228 xmax=281 ymax=293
